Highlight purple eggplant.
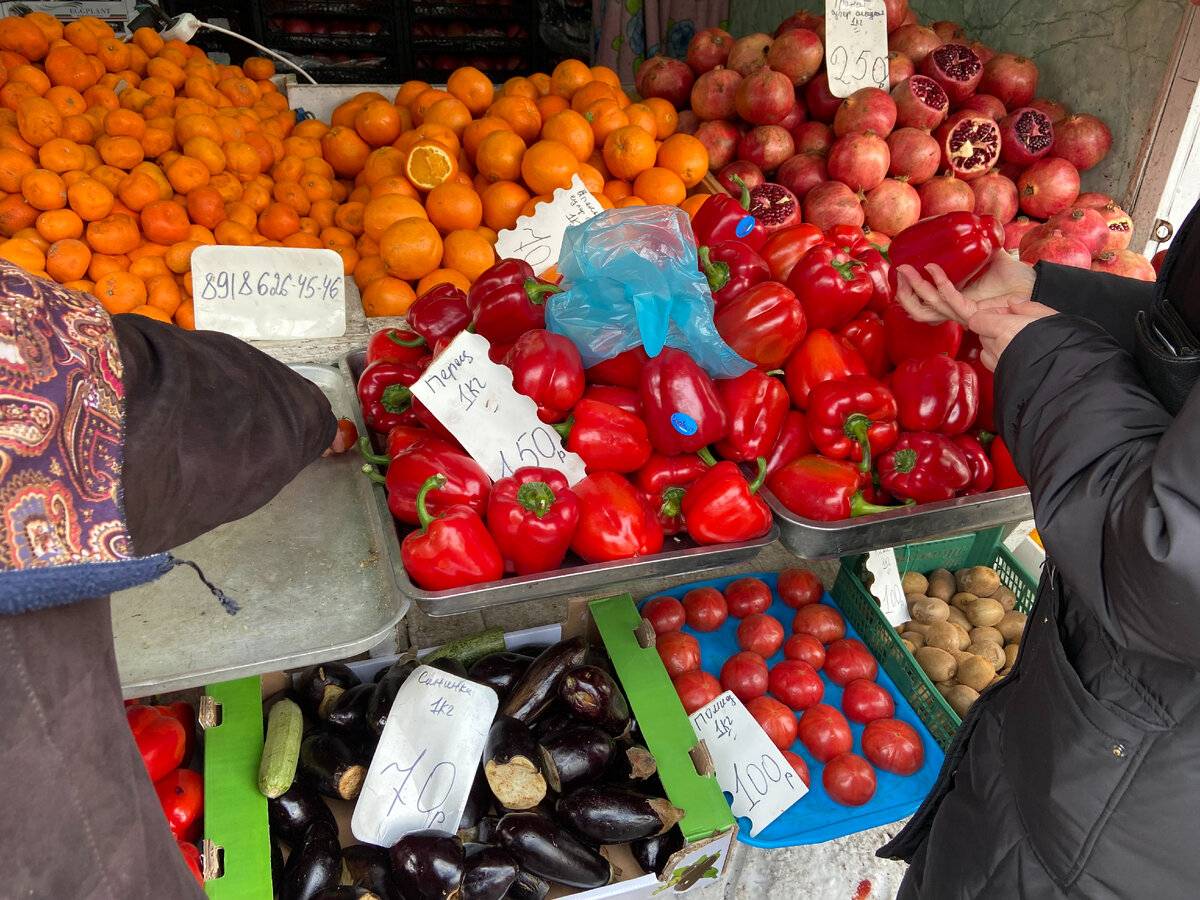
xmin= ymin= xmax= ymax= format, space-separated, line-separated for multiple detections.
xmin=555 ymin=784 xmax=685 ymax=844
xmin=367 ymin=659 xmax=418 ymax=735
xmin=280 ymin=820 xmax=341 ymax=900
xmin=310 ymin=888 xmax=383 ymax=900
xmin=296 ymin=663 xmax=361 ymax=720
xmin=298 ymin=731 xmax=366 ymax=800
xmin=461 ymin=843 xmax=519 ymax=900
xmin=483 ymin=716 xmax=547 ymax=810
xmin=325 ymin=682 xmax=377 ymax=736
xmin=632 ymin=825 xmax=686 ymax=877
xmin=537 ymin=725 xmax=616 ymax=793
xmin=388 ymin=830 xmax=464 ymax=900
xmin=476 ymin=815 xmax=500 ymax=844
xmin=426 ymin=656 xmax=469 ymax=678
xmin=457 ymin=766 xmax=493 ymax=840
xmin=504 ymin=870 xmax=550 ymax=900
xmin=493 ymin=811 xmax=612 ymax=889
xmin=499 ymin=637 xmax=589 ymax=724
xmin=558 ymin=666 xmax=631 ymax=736
xmin=268 ymin=783 xmax=336 ymax=846
xmin=343 ymin=844 xmax=404 ymax=900
xmin=610 ymin=743 xmax=659 ymax=784
xmin=530 ymin=704 xmax=577 ymax=741
xmin=467 ymin=652 xmax=535 ymax=702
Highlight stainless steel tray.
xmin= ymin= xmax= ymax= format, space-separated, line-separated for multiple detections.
xmin=341 ymin=350 xmax=778 ymax=616
xmin=763 ymin=485 xmax=1034 ymax=561
xmin=112 ymin=364 xmax=410 ymax=698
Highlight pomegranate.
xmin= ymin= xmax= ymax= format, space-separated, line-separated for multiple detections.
xmin=676 ymin=110 xmax=700 ymax=135
xmin=969 ymin=170 xmax=1019 ymax=223
xmin=1002 ymin=216 xmax=1042 ymax=252
xmin=1076 ymin=191 xmax=1115 ymax=208
xmin=1091 ymin=249 xmax=1156 ymax=281
xmin=695 ymin=119 xmax=741 ymax=169
xmin=748 ymin=182 xmax=801 ymax=233
xmin=803 ymin=180 xmax=865 ymax=232
xmin=792 ymin=120 xmax=835 ymax=155
xmin=833 ymin=87 xmax=898 ymax=138
xmin=775 ymin=152 xmax=829 ymax=201
xmin=887 ymin=127 xmax=941 ymax=184
xmin=727 ymin=33 xmax=774 ymax=77
xmin=884 ymin=0 xmax=910 ymax=32
xmin=827 ymin=131 xmax=891 ymax=192
xmin=1051 ymin=114 xmax=1112 ymax=171
xmin=774 ymin=10 xmax=825 ymax=38
xmin=766 ymin=28 xmax=825 ymax=86
xmin=978 ymin=54 xmax=1039 ymax=110
xmin=776 ymin=95 xmax=809 ymax=131
xmin=891 ymin=75 xmax=949 ymax=130
xmin=1028 ymin=97 xmax=1070 ymax=125
xmin=958 ymin=93 xmax=1008 ymax=121
xmin=1091 ymin=201 xmax=1134 ymax=252
xmin=1017 ymin=223 xmax=1050 ymax=256
xmin=863 ymin=178 xmax=922 ymax=236
xmin=969 ymin=41 xmax=997 ymax=65
xmin=936 ymin=112 xmax=1002 ymax=180
xmin=686 ymin=27 xmax=735 ymax=74
xmin=803 ymin=73 xmax=843 ymax=124
xmin=737 ymin=125 xmax=796 ymax=175
xmin=736 ymin=67 xmax=796 ymax=125
xmin=888 ymin=51 xmax=916 ymax=88
xmin=691 ymin=68 xmax=743 ymax=121
xmin=917 ymin=172 xmax=977 ymax=216
xmin=888 ymin=24 xmax=942 ymax=67
xmin=998 ymin=107 xmax=1055 ymax=166
xmin=1017 ymin=157 xmax=1080 ymax=219
xmin=635 ymin=56 xmax=695 ymax=111
xmin=717 ymin=160 xmax=765 ymax=194
xmin=1047 ymin=206 xmax=1109 ymax=257
xmin=932 ymin=20 xmax=968 ymax=43
xmin=920 ymin=43 xmax=984 ymax=107
xmin=1019 ymin=229 xmax=1092 ymax=268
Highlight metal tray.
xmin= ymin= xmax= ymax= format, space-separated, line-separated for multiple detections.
xmin=762 ymin=485 xmax=1033 ymax=561
xmin=341 ymin=350 xmax=778 ymax=616
xmin=112 ymin=364 xmax=409 ymax=698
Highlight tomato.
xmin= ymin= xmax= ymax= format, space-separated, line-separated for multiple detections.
xmin=824 ymin=638 xmax=878 ymax=686
xmin=155 ymin=700 xmax=197 ymax=768
xmin=736 ymin=613 xmax=785 ymax=658
xmin=791 ymin=604 xmax=846 ymax=644
xmin=155 ymin=768 xmax=204 ymax=843
xmin=782 ymin=632 xmax=826 ymax=670
xmin=672 ymin=669 xmax=723 ymax=714
xmin=723 ymin=576 xmax=773 ymax=617
xmin=656 ymin=630 xmax=702 ymax=679
xmin=777 ymin=567 xmax=824 ymax=608
xmin=797 ymin=702 xmax=852 ymax=763
xmin=767 ymin=658 xmax=824 ymax=711
xmin=330 ymin=417 xmax=359 ymax=454
xmin=719 ymin=650 xmax=769 ymax=702
xmin=682 ymin=586 xmax=728 ymax=632
xmin=841 ymin=678 xmax=895 ymax=724
xmin=822 ymin=752 xmax=877 ymax=806
xmin=642 ymin=595 xmax=686 ymax=635
xmin=861 ymin=718 xmax=925 ymax=775
xmin=744 ymin=695 xmax=798 ymax=750
xmin=781 ymin=749 xmax=811 ymax=787
xmin=178 ymin=839 xmax=204 ymax=886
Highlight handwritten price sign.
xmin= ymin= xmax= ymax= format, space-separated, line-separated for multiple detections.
xmin=864 ymin=548 xmax=911 ymax=626
xmin=191 ymin=245 xmax=346 ymax=340
xmin=410 ymin=330 xmax=588 ymax=485
xmin=351 ymin=665 xmax=498 ymax=846
xmin=825 ymin=0 xmax=890 ymax=97
xmin=495 ymin=173 xmax=605 ymax=274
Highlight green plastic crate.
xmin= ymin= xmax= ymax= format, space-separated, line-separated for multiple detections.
xmin=831 ymin=529 xmax=1039 ymax=751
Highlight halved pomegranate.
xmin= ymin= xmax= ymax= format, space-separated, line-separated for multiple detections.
xmin=891 ymin=75 xmax=949 ymax=130
xmin=935 ymin=112 xmax=1001 ymax=180
xmin=998 ymin=107 xmax=1055 ymax=166
xmin=748 ymin=182 xmax=801 ymax=233
xmin=919 ymin=42 xmax=984 ymax=107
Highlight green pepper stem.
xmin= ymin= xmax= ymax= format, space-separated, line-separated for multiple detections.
xmin=551 ymin=415 xmax=573 ymax=440
xmin=356 ymin=436 xmax=390 ymax=466
xmin=697 ymin=245 xmax=731 ymax=293
xmin=361 ymin=464 xmax=387 ymax=484
xmin=697 ymin=446 xmax=718 ymax=467
xmin=660 ymin=485 xmax=686 ymax=517
xmin=415 ymin=473 xmax=448 ymax=534
xmin=844 ymin=413 xmax=875 ymax=473
xmin=524 ymin=279 xmax=565 ymax=306
xmin=849 ymin=492 xmax=905 ymax=517
xmin=830 ymin=258 xmax=864 ymax=282
xmin=747 ymin=457 xmax=767 ymax=494
xmin=517 ymin=481 xmax=556 ymax=518
xmin=892 ymin=447 xmax=918 ymax=475
xmin=381 ymin=383 xmax=413 ymax=415
xmin=387 ymin=330 xmax=426 ymax=347
xmin=729 ymin=173 xmax=752 ymax=210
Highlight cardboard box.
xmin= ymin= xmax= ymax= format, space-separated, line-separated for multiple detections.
xmin=0 ymin=1 xmax=137 ymax=32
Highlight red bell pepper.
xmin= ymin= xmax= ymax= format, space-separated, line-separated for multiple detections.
xmin=712 ymin=369 xmax=789 ymax=463
xmin=356 ymin=358 xmax=425 ymax=433
xmin=125 ymin=704 xmax=186 ymax=783
xmin=713 ymin=280 xmax=807 ymax=370
xmin=581 ymin=383 xmax=642 ymax=416
xmin=383 ymin=424 xmax=439 ymax=458
xmin=634 ymin=452 xmax=710 ymax=538
xmin=877 ymin=432 xmax=973 ymax=504
xmin=783 ymin=329 xmax=870 ymax=411
xmin=467 ymin=258 xmax=563 ymax=345
xmin=855 ymin=245 xmax=895 ymax=315
xmin=155 ymin=701 xmax=197 ymax=769
xmin=639 ymin=347 xmax=729 ymax=455
xmin=786 ymin=242 xmax=873 ymax=333
xmin=569 ymin=471 xmax=664 ymax=562
xmin=365 ymin=325 xmax=430 ymax=366
xmin=988 ymin=434 xmax=1027 ymax=489
xmin=361 ymin=437 xmax=492 ymax=525
xmin=155 ymin=768 xmax=203 ymax=844
xmin=764 ymin=409 xmax=817 ymax=478
xmin=887 ymin=210 xmax=1005 ymax=291
xmin=883 ymin=300 xmax=964 ymax=366
xmin=643 ymin=485 xmax=687 ymax=536
xmin=681 ymin=456 xmax=773 ymax=544
xmin=958 ymin=332 xmax=996 ymax=433
xmin=407 ymin=282 xmax=472 ymax=347
xmin=584 ymin=345 xmax=650 ymax=388
xmin=178 ymin=839 xmax=203 ymax=886
xmin=890 ymin=354 xmax=979 ymax=435
xmin=805 ymin=376 xmax=900 ymax=472
xmin=766 ymin=455 xmax=898 ymax=521
xmin=951 ymin=433 xmax=995 ymax=495
xmin=486 ymin=467 xmax=580 ymax=575
xmin=759 ymin=223 xmax=825 ymax=281
xmin=502 ymin=329 xmax=585 ymax=423
xmin=698 ymin=241 xmax=770 ymax=310
xmin=690 ymin=175 xmax=766 ymax=252
xmin=554 ymin=398 xmax=653 ymax=474
xmin=402 ymin=474 xmax=504 ymax=589
xmin=837 ymin=312 xmax=891 ymax=380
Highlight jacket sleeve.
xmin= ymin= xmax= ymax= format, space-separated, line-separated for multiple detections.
xmin=1029 ymin=261 xmax=1156 ymax=354
xmin=113 ymin=315 xmax=337 ymax=555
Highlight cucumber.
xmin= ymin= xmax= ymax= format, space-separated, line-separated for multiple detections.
xmin=421 ymin=626 xmax=506 ymax=669
xmin=259 ymin=698 xmax=304 ymax=798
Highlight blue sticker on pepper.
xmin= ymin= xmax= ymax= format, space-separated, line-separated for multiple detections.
xmin=671 ymin=412 xmax=698 ymax=436
xmin=735 ymin=215 xmax=756 ymax=238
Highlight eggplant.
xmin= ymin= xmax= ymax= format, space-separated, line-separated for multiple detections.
xmin=271 ymin=834 xmax=285 ymax=891
xmin=610 ymin=743 xmax=658 ymax=783
xmin=298 ymin=731 xmax=367 ymax=800
xmin=475 ymin=815 xmax=499 ymax=844
xmin=325 ymin=682 xmax=377 ymax=736
xmin=493 ymin=810 xmax=612 ymax=889
xmin=558 ymin=665 xmax=631 ymax=736
xmin=529 ymin=704 xmax=577 ymax=742
xmin=538 ymin=725 xmax=616 ymax=793
xmin=457 ymin=766 xmax=493 ymax=836
xmin=555 ymin=784 xmax=685 ymax=844
xmin=499 ymin=637 xmax=589 ymax=724
xmin=343 ymin=844 xmax=404 ymax=900
xmin=631 ymin=824 xmax=686 ymax=877
xmin=268 ymin=783 xmax=337 ymax=846
xmin=504 ymin=870 xmax=550 ymax=900
xmin=425 ymin=656 xmax=469 ymax=678
xmin=460 ymin=842 xmax=519 ymax=900
xmin=388 ymin=830 xmax=464 ymax=900
xmin=310 ymin=889 xmax=382 ymax=900
xmin=280 ymin=820 xmax=341 ymax=900
xmin=296 ymin=663 xmax=361 ymax=720
xmin=367 ymin=659 xmax=418 ymax=735
xmin=483 ymin=716 xmax=547 ymax=810
xmin=466 ymin=652 xmax=534 ymax=701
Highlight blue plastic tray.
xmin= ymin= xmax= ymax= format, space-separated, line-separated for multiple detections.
xmin=641 ymin=571 xmax=944 ymax=848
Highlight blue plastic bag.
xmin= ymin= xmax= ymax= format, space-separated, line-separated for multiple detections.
xmin=544 ymin=206 xmax=753 ymax=380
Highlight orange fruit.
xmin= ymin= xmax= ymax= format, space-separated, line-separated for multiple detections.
xmin=21 ymin=168 xmax=66 ymax=211
xmin=462 ymin=117 xmax=512 ymax=163
xmin=474 ymin=129 xmax=525 ymax=184
xmin=185 ymin=185 xmax=226 ymax=229
xmin=501 ymin=76 xmax=539 ymax=100
xmin=441 ymin=228 xmax=496 ymax=282
xmin=624 ymin=103 xmax=658 ymax=137
xmin=67 ymin=178 xmax=114 ymax=221
xmin=0 ymin=193 xmax=39 ymax=237
xmin=422 ymin=96 xmax=472 ymax=137
xmin=0 ymin=18 xmax=50 ymax=62
xmin=570 ymin=81 xmax=618 ymax=114
xmin=96 ymin=134 xmax=143 ymax=169
xmin=379 ymin=216 xmax=442 ymax=281
xmin=424 ymin=181 xmax=483 ymax=234
xmin=361 ymin=275 xmax=416 ymax=317
xmin=642 ymin=97 xmax=679 ymax=140
xmin=615 ymin=196 xmax=647 ymax=208
xmin=404 ymin=139 xmax=457 ymax=191
xmin=540 ymin=109 xmax=594 ymax=163
xmin=24 ymin=11 xmax=64 ymax=43
xmin=410 ymin=88 xmax=453 ymax=124
xmin=416 ymin=267 xmax=471 ymax=295
xmin=354 ymin=99 xmax=403 ymax=147
xmin=0 ymin=146 xmax=35 ymax=193
xmin=361 ymin=146 xmax=410 ymax=186
xmin=44 ymin=86 xmax=87 ymax=119
xmin=521 ymin=140 xmax=579 ymax=196
xmin=656 ymin=133 xmax=709 ymax=188
xmin=94 ymin=270 xmax=146 ymax=314
xmin=527 ymin=73 xmax=552 ymax=96
xmin=576 ymin=162 xmax=604 ymax=193
xmin=550 ymin=59 xmax=592 ymax=100
xmin=479 ymin=180 xmax=531 ymax=233
xmin=320 ymin=125 xmax=370 ymax=178
xmin=679 ymin=192 xmax=710 ymax=218
xmin=589 ymin=66 xmax=621 ymax=89
xmin=362 ymin=193 xmax=426 ymax=242
xmin=243 ymin=57 xmax=275 ymax=80
xmin=632 ymin=167 xmax=687 ymax=206
xmin=45 ymin=236 xmax=91 ymax=281
xmin=86 ymin=213 xmax=139 ymax=254
xmin=487 ymin=95 xmax=541 ymax=144
xmin=446 ymin=66 xmax=494 ymax=118
xmin=140 ymin=199 xmax=190 ymax=244
xmin=35 ymin=207 xmax=83 ymax=242
xmin=116 ymin=170 xmax=161 ymax=211
xmin=603 ymin=125 xmax=658 ymax=182
xmin=0 ymin=235 xmax=45 ymax=271
xmin=412 ymin=122 xmax=461 ymax=159
xmin=535 ymin=94 xmax=570 ymax=120
xmin=334 ymin=201 xmax=366 ymax=235
xmin=44 ymin=45 xmax=97 ymax=92
xmin=258 ymin=201 xmax=301 ymax=240
xmin=583 ymin=99 xmax=628 ymax=146
xmin=17 ymin=97 xmax=62 ymax=148
xmin=393 ymin=80 xmax=431 ymax=109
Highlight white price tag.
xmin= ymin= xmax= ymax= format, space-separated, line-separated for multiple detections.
xmin=494 ymin=173 xmax=604 ymax=275
xmin=824 ymin=0 xmax=890 ymax=97
xmin=690 ymin=691 xmax=807 ymax=836
xmin=864 ymin=548 xmax=910 ymax=626
xmin=351 ymin=665 xmax=498 ymax=846
xmin=409 ymin=330 xmax=588 ymax=485
xmin=191 ymin=245 xmax=346 ymax=340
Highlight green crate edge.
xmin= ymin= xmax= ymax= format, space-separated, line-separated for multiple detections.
xmin=831 ymin=530 xmax=1039 ymax=751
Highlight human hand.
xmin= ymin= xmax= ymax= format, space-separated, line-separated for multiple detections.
xmin=958 ymin=249 xmax=1037 ymax=306
xmin=968 ymin=299 xmax=1057 ymax=370
xmin=894 ymin=262 xmax=978 ymax=326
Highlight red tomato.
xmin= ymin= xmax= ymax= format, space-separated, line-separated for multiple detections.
xmin=861 ymin=718 xmax=925 ymax=775
xmin=331 ymin=417 xmax=359 ymax=453
xmin=767 ymin=658 xmax=825 ymax=711
xmin=822 ymin=751 xmax=877 ymax=806
xmin=155 ymin=700 xmax=197 ymax=768
xmin=781 ymin=749 xmax=811 ymax=787
xmin=744 ymin=695 xmax=798 ymax=750
xmin=824 ymin=638 xmax=878 ymax=686
xmin=642 ymin=595 xmax=686 ymax=635
xmin=656 ymin=630 xmax=702 ymax=679
xmin=178 ymin=839 xmax=204 ymax=886
xmin=841 ymin=678 xmax=896 ymax=724
xmin=783 ymin=632 xmax=826 ymax=669
xmin=777 ymin=567 xmax=824 ymax=608
xmin=723 ymin=576 xmax=773 ymax=617
xmin=154 ymin=768 xmax=204 ymax=844
xmin=682 ymin=586 xmax=729 ymax=632
xmin=737 ymin=613 xmax=785 ymax=657
xmin=791 ymin=604 xmax=847 ymax=645
xmin=672 ymin=669 xmax=723 ymax=714
xmin=719 ymin=650 xmax=769 ymax=702
xmin=797 ymin=702 xmax=853 ymax=763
